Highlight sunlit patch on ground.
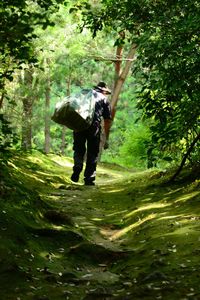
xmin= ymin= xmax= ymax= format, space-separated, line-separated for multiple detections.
xmin=1 ymin=151 xmax=200 ymax=300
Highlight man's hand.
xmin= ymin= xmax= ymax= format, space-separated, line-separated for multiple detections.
xmin=104 ymin=140 xmax=109 ymax=149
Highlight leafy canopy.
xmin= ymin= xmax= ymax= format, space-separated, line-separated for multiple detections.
xmin=77 ymin=0 xmax=200 ymax=162
xmin=0 ymin=0 xmax=67 ymax=87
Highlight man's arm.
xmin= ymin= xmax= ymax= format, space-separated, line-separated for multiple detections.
xmin=104 ymin=118 xmax=112 ymax=140
xmin=102 ymin=95 xmax=112 ymax=148
xmin=103 ymin=118 xmax=112 ymax=149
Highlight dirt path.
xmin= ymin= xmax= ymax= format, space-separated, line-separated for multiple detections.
xmin=42 ymin=165 xmax=200 ymax=300
xmin=1 ymin=153 xmax=200 ymax=300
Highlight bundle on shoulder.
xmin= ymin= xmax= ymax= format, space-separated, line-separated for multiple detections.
xmin=51 ymin=89 xmax=95 ymax=132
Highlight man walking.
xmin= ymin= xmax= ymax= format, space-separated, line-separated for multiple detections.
xmin=71 ymin=81 xmax=112 ymax=186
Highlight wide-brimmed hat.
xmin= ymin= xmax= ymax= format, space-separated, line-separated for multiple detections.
xmin=94 ymin=81 xmax=111 ymax=94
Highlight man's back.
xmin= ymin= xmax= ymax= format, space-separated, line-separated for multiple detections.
xmin=92 ymin=89 xmax=111 ymax=128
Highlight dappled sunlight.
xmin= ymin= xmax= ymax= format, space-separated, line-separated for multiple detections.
xmin=124 ymin=202 xmax=171 ymax=220
xmin=108 ymin=213 xmax=156 ymax=241
xmin=175 ymin=191 xmax=199 ymax=203
xmin=92 ymin=217 xmax=103 ymax=221
xmin=98 ymin=169 xmax=124 ymax=178
xmin=140 ymin=195 xmax=170 ymax=203
xmin=100 ymin=227 xmax=119 ymax=239
xmin=2 ymin=150 xmax=200 ymax=300
xmin=141 ymin=197 xmax=154 ymax=202
xmin=36 ymin=171 xmax=68 ymax=183
xmin=46 ymin=195 xmax=62 ymax=201
xmin=105 ymin=210 xmax=128 ymax=218
xmin=7 ymin=161 xmax=19 ymax=170
xmin=26 ymin=156 xmax=44 ymax=164
xmin=19 ymin=170 xmax=46 ymax=183
xmin=97 ymin=166 xmax=133 ymax=185
xmin=98 ymin=165 xmax=126 ymax=176
xmin=50 ymin=156 xmax=73 ymax=168
xmin=50 ymin=224 xmax=65 ymax=231
xmin=157 ymin=214 xmax=185 ymax=221
xmin=101 ymin=187 xmax=126 ymax=193
xmin=39 ymin=251 xmax=63 ymax=260
xmin=165 ymin=187 xmax=183 ymax=195
xmin=36 ymin=170 xmax=54 ymax=177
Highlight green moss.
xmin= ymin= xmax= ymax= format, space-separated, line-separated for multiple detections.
xmin=0 ymin=150 xmax=200 ymax=299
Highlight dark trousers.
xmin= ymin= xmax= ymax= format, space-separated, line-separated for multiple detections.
xmin=72 ymin=128 xmax=101 ymax=183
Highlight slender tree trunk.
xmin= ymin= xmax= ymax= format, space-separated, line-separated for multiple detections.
xmin=110 ymin=44 xmax=137 ymax=112
xmin=44 ymin=76 xmax=51 ymax=154
xmin=21 ymin=96 xmax=33 ymax=150
xmin=21 ymin=68 xmax=34 ymax=150
xmin=61 ymin=126 xmax=67 ymax=155
xmin=170 ymin=132 xmax=200 ymax=182
xmin=0 ymin=91 xmax=5 ymax=109
xmin=98 ymin=41 xmax=123 ymax=161
xmin=61 ymin=78 xmax=71 ymax=155
xmin=114 ymin=37 xmax=124 ymax=82
xmin=112 ymin=37 xmax=124 ymax=119
xmin=99 ymin=44 xmax=137 ymax=160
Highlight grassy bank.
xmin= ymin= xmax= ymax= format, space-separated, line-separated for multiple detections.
xmin=0 ymin=151 xmax=200 ymax=299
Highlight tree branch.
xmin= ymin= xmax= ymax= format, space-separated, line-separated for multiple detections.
xmin=88 ymin=55 xmax=136 ymax=63
xmin=0 ymin=91 xmax=5 ymax=109
xmin=170 ymin=132 xmax=200 ymax=182
xmin=111 ymin=44 xmax=137 ymax=111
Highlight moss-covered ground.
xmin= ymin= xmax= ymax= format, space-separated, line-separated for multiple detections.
xmin=0 ymin=151 xmax=200 ymax=300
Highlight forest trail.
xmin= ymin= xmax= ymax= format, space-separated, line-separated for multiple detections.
xmin=0 ymin=152 xmax=200 ymax=300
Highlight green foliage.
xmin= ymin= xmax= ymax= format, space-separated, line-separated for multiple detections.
xmin=118 ymin=124 xmax=151 ymax=168
xmin=0 ymin=113 xmax=18 ymax=152
xmin=77 ymin=0 xmax=200 ymax=166
xmin=0 ymin=0 xmax=67 ymax=90
xmin=134 ymin=0 xmax=200 ymax=157
xmin=5 ymin=5 xmax=116 ymax=154
xmin=3 ymin=0 xmax=199 ymax=170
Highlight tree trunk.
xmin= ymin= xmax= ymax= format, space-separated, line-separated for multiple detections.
xmin=44 ymin=77 xmax=51 ymax=154
xmin=170 ymin=132 xmax=200 ymax=182
xmin=61 ymin=126 xmax=67 ymax=155
xmin=0 ymin=91 xmax=5 ymax=109
xmin=114 ymin=35 xmax=124 ymax=83
xmin=21 ymin=68 xmax=34 ymax=151
xmin=60 ymin=79 xmax=71 ymax=155
xmin=110 ymin=44 xmax=137 ymax=112
xmin=98 ymin=44 xmax=137 ymax=160
xmin=21 ymin=97 xmax=33 ymax=150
